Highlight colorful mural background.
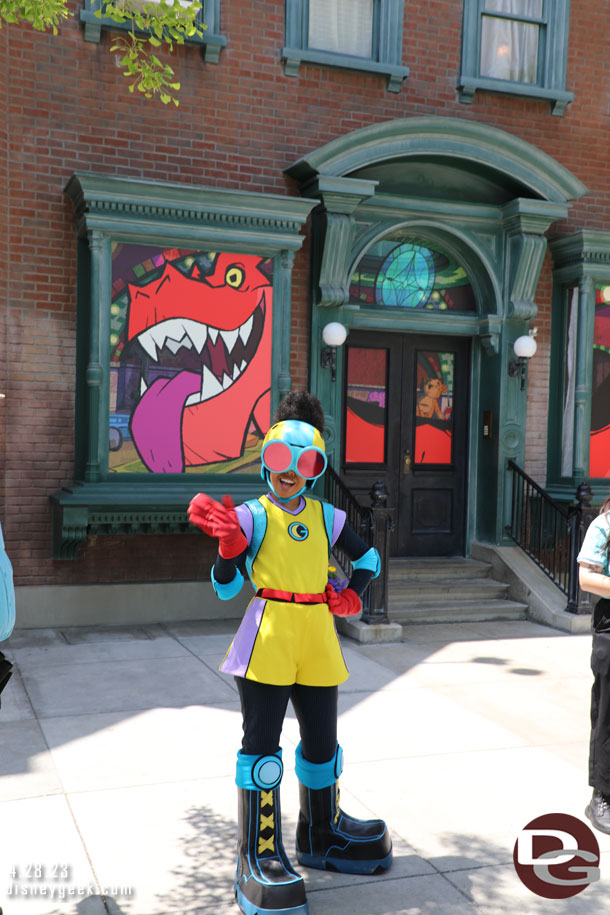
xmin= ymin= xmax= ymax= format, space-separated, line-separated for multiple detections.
xmin=414 ymin=351 xmax=454 ymax=464
xmin=109 ymin=245 xmax=273 ymax=473
xmin=590 ymin=285 xmax=610 ymax=478
xmin=344 ymin=347 xmax=387 ymax=463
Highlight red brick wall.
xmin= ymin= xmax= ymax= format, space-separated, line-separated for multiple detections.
xmin=2 ymin=0 xmax=609 ymax=584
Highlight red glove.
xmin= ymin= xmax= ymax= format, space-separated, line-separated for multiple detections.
xmin=325 ymin=583 xmax=362 ymax=617
xmin=187 ymin=493 xmax=247 ymax=558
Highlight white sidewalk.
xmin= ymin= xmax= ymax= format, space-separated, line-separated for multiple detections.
xmin=0 ymin=616 xmax=608 ymax=915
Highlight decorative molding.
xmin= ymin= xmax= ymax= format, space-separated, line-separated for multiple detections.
xmin=302 ymin=176 xmax=377 ymax=307
xmin=285 ymin=117 xmax=588 ymax=204
xmin=65 ymin=174 xmax=318 ymax=251
xmin=502 ymin=199 xmax=569 ymax=321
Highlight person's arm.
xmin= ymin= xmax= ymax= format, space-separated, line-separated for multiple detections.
xmin=326 ymin=520 xmax=380 ymax=617
xmin=579 ymin=563 xmax=610 ymax=598
xmin=188 ymin=493 xmax=248 ymax=600
xmin=335 ymin=524 xmax=380 ymax=596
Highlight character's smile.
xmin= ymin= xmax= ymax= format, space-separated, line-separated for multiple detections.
xmin=135 ymin=295 xmax=265 ymax=406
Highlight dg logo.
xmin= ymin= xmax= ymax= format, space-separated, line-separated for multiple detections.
xmin=513 ymin=812 xmax=600 ymax=899
xmin=288 ymin=522 xmax=309 ymax=542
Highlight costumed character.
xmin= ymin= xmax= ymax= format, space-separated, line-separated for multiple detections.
xmin=578 ymin=495 xmax=610 ymax=834
xmin=188 ymin=391 xmax=392 ymax=915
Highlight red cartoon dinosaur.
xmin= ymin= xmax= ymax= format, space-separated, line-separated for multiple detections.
xmin=125 ymin=253 xmax=272 ymax=472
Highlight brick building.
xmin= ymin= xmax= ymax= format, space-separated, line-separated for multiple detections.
xmin=2 ymin=0 xmax=609 ymax=626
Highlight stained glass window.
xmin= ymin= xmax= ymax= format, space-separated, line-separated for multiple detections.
xmin=350 ymin=234 xmax=476 ymax=312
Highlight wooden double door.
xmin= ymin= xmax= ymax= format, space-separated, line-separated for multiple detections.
xmin=340 ymin=331 xmax=470 ymax=557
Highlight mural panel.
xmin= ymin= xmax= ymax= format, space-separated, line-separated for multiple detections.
xmin=590 ymin=284 xmax=610 ymax=478
xmin=414 ymin=350 xmax=454 ymax=464
xmin=109 ymin=244 xmax=273 ymax=473
xmin=344 ymin=347 xmax=387 ymax=463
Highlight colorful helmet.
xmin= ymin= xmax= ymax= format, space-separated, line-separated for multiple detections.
xmin=261 ymin=420 xmax=327 ymax=499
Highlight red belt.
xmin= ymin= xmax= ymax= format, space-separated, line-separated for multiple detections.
xmin=256 ymin=588 xmax=328 ymax=604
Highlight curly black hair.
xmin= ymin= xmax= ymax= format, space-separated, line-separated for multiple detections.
xmin=272 ymin=391 xmax=325 ymax=434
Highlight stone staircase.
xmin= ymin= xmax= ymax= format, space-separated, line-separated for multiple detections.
xmin=387 ymin=556 xmax=529 ymax=625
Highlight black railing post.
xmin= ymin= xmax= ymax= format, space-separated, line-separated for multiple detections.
xmin=361 ymin=481 xmax=393 ymax=625
xmin=566 ymin=481 xmax=595 ymax=614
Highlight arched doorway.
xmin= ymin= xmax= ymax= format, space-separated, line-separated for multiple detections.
xmin=286 ymin=117 xmax=587 ymax=552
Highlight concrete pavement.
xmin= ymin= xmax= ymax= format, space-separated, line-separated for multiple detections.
xmin=0 ymin=616 xmax=609 ymax=915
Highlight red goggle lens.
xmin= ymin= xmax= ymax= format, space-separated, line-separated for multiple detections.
xmin=296 ymin=449 xmax=326 ymax=478
xmin=263 ymin=441 xmax=292 ymax=472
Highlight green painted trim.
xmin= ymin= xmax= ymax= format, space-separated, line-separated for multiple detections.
xmin=80 ymin=0 xmax=227 ymax=59
xmin=459 ymin=0 xmax=572 ymax=115
xmin=457 ymin=76 xmax=573 ymax=116
xmin=55 ymin=174 xmax=317 ymax=558
xmin=285 ymin=117 xmax=588 ymax=204
xmin=281 ymin=47 xmax=409 ymax=90
xmin=283 ymin=0 xmax=408 ymax=92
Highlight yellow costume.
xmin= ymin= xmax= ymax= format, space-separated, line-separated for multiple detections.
xmin=220 ymin=494 xmax=349 ymax=686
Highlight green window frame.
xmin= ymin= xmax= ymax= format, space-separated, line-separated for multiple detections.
xmin=80 ymin=0 xmax=227 ymax=62
xmin=51 ymin=173 xmax=316 ymax=559
xmin=458 ymin=0 xmax=573 ymax=115
xmin=282 ymin=0 xmax=409 ymax=92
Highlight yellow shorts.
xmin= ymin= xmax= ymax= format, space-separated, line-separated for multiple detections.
xmin=220 ymin=596 xmax=349 ymax=686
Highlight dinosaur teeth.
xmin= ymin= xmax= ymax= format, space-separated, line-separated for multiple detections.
xmin=138 ymin=332 xmax=158 ymax=362
xmin=184 ymin=321 xmax=207 ymax=354
xmin=239 ymin=315 xmax=253 ymax=346
xmin=220 ymin=328 xmax=239 ymax=353
xmin=208 ymin=327 xmax=219 ymax=345
xmin=200 ymin=364 xmax=223 ymax=402
xmin=140 ymin=377 xmax=148 ymax=396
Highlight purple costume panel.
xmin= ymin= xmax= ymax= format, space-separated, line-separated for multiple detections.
xmin=220 ymin=597 xmax=267 ymax=677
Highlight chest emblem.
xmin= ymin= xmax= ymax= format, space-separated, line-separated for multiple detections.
xmin=288 ymin=521 xmax=309 ymax=542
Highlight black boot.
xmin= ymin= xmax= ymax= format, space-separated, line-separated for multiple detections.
xmin=585 ymin=789 xmax=610 ymax=835
xmin=294 ymin=743 xmax=392 ymax=875
xmin=235 ymin=751 xmax=308 ymax=915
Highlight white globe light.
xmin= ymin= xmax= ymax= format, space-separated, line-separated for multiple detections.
xmin=322 ymin=322 xmax=348 ymax=347
xmin=513 ymin=334 xmax=537 ymax=359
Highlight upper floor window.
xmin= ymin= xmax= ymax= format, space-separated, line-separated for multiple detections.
xmin=282 ymin=0 xmax=410 ymax=92
xmin=308 ymin=0 xmax=374 ymax=59
xmin=458 ymin=0 xmax=573 ymax=115
xmin=80 ymin=0 xmax=226 ymax=63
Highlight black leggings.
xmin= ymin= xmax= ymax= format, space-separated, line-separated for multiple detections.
xmin=235 ymin=677 xmax=338 ymax=764
xmin=590 ymin=599 xmax=610 ymax=792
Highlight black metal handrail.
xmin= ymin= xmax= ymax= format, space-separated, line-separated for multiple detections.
xmin=506 ymin=460 xmax=594 ymax=614
xmin=323 ymin=464 xmax=392 ymax=623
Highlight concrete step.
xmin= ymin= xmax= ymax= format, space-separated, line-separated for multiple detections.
xmin=389 ymin=577 xmax=511 ymax=603
xmin=385 ymin=556 xmax=528 ymax=625
xmin=388 ymin=599 xmax=529 ymax=624
xmin=388 ymin=557 xmax=492 ymax=582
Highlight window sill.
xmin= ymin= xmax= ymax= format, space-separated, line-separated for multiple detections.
xmin=457 ymin=76 xmax=573 ymax=116
xmin=50 ymin=479 xmax=262 ymax=559
xmin=80 ymin=9 xmax=227 ymax=63
xmin=282 ymin=46 xmax=409 ymax=93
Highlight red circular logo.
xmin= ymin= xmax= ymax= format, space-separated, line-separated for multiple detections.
xmin=513 ymin=813 xmax=600 ymax=899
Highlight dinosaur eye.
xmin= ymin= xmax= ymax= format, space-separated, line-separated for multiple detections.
xmin=225 ymin=265 xmax=245 ymax=288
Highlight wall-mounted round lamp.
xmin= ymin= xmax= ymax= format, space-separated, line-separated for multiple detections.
xmin=508 ymin=330 xmax=538 ymax=391
xmin=320 ymin=322 xmax=348 ymax=382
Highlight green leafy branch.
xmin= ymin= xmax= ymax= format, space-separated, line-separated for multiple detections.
xmin=99 ymin=0 xmax=205 ymax=104
xmin=0 ymin=0 xmax=70 ymax=34
xmin=0 ymin=0 xmax=206 ymax=105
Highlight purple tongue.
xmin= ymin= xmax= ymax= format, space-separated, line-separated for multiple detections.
xmin=130 ymin=370 xmax=201 ymax=472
